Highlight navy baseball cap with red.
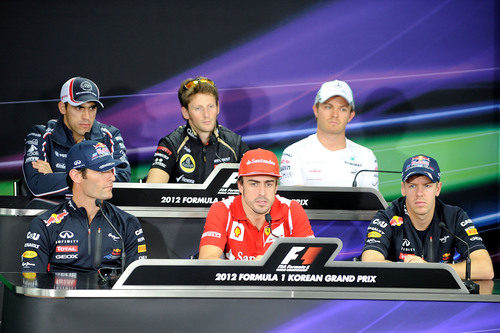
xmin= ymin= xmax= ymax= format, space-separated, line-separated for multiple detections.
xmin=60 ymin=77 xmax=104 ymax=108
xmin=66 ymin=140 xmax=125 ymax=173
xmin=402 ymin=154 xmax=441 ymax=183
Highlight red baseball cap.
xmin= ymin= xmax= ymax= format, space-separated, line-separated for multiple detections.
xmin=238 ymin=149 xmax=281 ymax=178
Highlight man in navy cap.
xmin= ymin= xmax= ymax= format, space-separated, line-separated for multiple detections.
xmin=361 ymin=155 xmax=493 ymax=280
xmin=22 ymin=77 xmax=130 ymax=197
xmin=21 ymin=140 xmax=146 ymax=273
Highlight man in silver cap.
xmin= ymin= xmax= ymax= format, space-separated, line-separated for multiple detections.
xmin=280 ymin=80 xmax=378 ymax=188
xmin=22 ymin=77 xmax=130 ymax=197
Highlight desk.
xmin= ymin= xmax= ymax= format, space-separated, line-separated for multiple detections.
xmin=1 ymin=274 xmax=499 ymax=333
xmin=2 ymin=238 xmax=500 ymax=332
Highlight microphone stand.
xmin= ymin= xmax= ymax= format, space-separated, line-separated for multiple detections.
xmin=439 ymin=222 xmax=479 ymax=294
xmin=265 ymin=213 xmax=280 ymax=238
xmin=352 ymin=170 xmax=400 ymax=187
xmin=96 ymin=200 xmax=126 ymax=275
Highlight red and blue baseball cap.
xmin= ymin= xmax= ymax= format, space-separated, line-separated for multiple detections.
xmin=60 ymin=77 xmax=104 ymax=108
xmin=402 ymin=154 xmax=441 ymax=183
xmin=66 ymin=140 xmax=125 ymax=173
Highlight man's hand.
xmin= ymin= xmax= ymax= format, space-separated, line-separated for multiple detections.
xmin=404 ymin=255 xmax=426 ymax=263
xmin=32 ymin=160 xmax=53 ymax=174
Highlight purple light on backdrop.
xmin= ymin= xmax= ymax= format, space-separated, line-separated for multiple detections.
xmin=266 ymin=299 xmax=500 ymax=332
xmin=95 ymin=0 xmax=496 ymax=151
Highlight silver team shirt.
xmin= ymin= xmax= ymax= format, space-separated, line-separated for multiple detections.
xmin=280 ymin=134 xmax=378 ymax=189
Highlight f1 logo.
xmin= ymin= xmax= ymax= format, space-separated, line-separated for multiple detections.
xmin=280 ymin=246 xmax=322 ymax=265
xmin=221 ymin=172 xmax=239 ymax=189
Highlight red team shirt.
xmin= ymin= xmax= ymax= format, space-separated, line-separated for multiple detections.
xmin=200 ymin=195 xmax=314 ymax=260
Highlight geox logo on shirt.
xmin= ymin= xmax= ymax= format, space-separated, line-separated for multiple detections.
xmin=276 ymin=246 xmax=322 ymax=272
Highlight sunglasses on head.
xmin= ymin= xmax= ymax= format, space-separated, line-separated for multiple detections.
xmin=183 ymin=78 xmax=216 ymax=90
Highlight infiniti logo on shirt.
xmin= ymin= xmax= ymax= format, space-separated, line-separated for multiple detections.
xmin=59 ymin=231 xmax=74 ymax=239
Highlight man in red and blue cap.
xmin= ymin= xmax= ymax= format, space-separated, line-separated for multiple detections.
xmin=22 ymin=77 xmax=130 ymax=197
xmin=361 ymin=154 xmax=493 ymax=280
xmin=199 ymin=148 xmax=314 ymax=260
xmin=21 ymin=140 xmax=146 ymax=273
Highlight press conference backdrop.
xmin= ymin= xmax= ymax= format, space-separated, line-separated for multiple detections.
xmin=0 ymin=1 xmax=498 ymax=265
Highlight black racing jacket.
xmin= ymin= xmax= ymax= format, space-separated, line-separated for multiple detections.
xmin=149 ymin=122 xmax=249 ymax=184
xmin=23 ymin=116 xmax=131 ymax=197
xmin=362 ymin=197 xmax=486 ymax=262
xmin=21 ymin=199 xmax=147 ymax=272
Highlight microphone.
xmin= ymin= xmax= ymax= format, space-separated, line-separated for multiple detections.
xmin=265 ymin=213 xmax=280 ymax=238
xmin=427 ymin=236 xmax=435 ymax=262
xmin=352 ymin=169 xmax=401 ymax=187
xmin=84 ymin=132 xmax=91 ymax=140
xmin=96 ymin=199 xmax=126 ymax=274
xmin=439 ymin=222 xmax=479 ymax=294
xmin=93 ymin=227 xmax=102 ymax=269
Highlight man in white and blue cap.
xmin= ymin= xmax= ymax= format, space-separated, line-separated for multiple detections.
xmin=22 ymin=77 xmax=130 ymax=197
xmin=361 ymin=154 xmax=493 ymax=280
xmin=21 ymin=140 xmax=146 ymax=273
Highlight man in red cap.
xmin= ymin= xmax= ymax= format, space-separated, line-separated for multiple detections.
xmin=199 ymin=148 xmax=314 ymax=260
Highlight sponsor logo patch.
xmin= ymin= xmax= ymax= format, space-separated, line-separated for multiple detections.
xmin=56 ymin=245 xmax=78 ymax=253
xmin=179 ymin=154 xmax=196 ymax=173
xmin=22 ymin=250 xmax=38 ymax=258
xmin=465 ymin=227 xmax=478 ymax=236
xmin=201 ymin=231 xmax=221 ymax=238
xmin=389 ymin=216 xmax=403 ymax=226
xmin=367 ymin=231 xmax=382 ymax=238
xmin=55 ymin=254 xmax=78 ymax=260
xmin=138 ymin=244 xmax=147 ymax=253
xmin=27 ymin=232 xmax=40 ymax=241
xmin=229 ymin=222 xmax=245 ymax=241
xmin=44 ymin=210 xmax=69 ymax=227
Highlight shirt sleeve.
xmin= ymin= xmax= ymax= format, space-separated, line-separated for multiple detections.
xmin=279 ymin=148 xmax=303 ymax=186
xmin=21 ymin=217 xmax=51 ymax=272
xmin=238 ymin=140 xmax=250 ymax=160
xmin=289 ymin=200 xmax=314 ymax=237
xmin=358 ymin=150 xmax=379 ymax=190
xmin=361 ymin=212 xmax=392 ymax=258
xmin=199 ymin=202 xmax=229 ymax=250
xmin=149 ymin=137 xmax=177 ymax=177
xmin=452 ymin=209 xmax=486 ymax=257
xmin=124 ymin=216 xmax=147 ymax=266
xmin=23 ymin=128 xmax=70 ymax=197
xmin=103 ymin=128 xmax=131 ymax=182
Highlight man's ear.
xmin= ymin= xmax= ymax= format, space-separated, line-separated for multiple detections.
xmin=348 ymin=109 xmax=356 ymax=122
xmin=312 ymin=104 xmax=319 ymax=119
xmin=69 ymin=169 xmax=83 ymax=184
xmin=181 ymin=107 xmax=190 ymax=120
xmin=435 ymin=181 xmax=442 ymax=197
xmin=237 ymin=179 xmax=243 ymax=195
xmin=58 ymin=102 xmax=66 ymax=115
